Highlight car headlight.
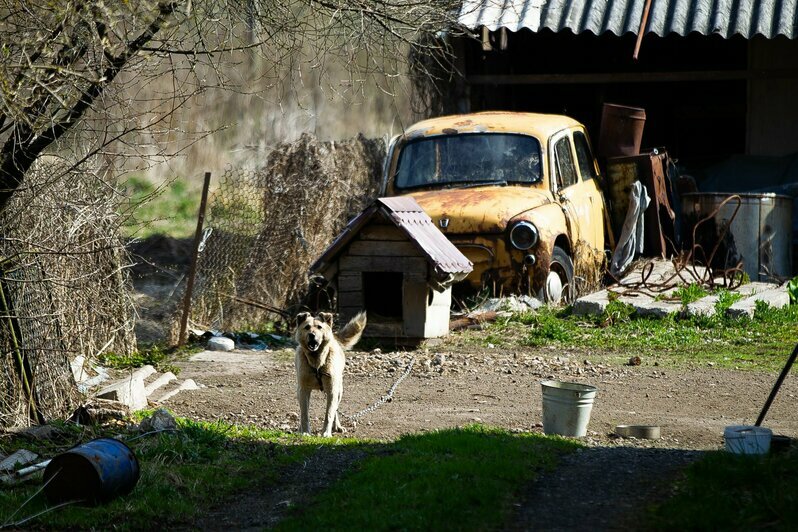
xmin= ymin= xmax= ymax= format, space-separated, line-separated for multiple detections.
xmin=509 ymin=221 xmax=539 ymax=250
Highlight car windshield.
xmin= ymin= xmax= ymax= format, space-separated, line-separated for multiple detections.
xmin=394 ymin=133 xmax=542 ymax=189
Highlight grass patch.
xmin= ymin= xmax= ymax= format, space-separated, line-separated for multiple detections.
xmin=99 ymin=343 xmax=202 ymax=375
xmin=122 ymin=176 xmax=201 ymax=238
xmin=0 ymin=420 xmax=579 ymax=530
xmin=649 ymin=448 xmax=798 ymax=529
xmin=0 ymin=414 xmax=338 ymax=530
xmin=672 ymin=283 xmax=709 ymax=305
xmin=277 ymin=425 xmax=580 ymax=531
xmin=454 ymin=304 xmax=798 ymax=371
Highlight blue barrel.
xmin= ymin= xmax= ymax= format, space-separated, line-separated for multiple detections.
xmin=43 ymin=437 xmax=140 ymax=504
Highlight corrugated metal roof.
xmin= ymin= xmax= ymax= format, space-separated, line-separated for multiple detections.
xmin=310 ymin=197 xmax=473 ymax=286
xmin=458 ymin=0 xmax=798 ymax=39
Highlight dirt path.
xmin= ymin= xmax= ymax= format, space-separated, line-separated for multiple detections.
xmin=164 ymin=345 xmax=798 ymax=528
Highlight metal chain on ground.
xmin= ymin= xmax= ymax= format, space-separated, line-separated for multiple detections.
xmin=341 ymin=356 xmax=415 ymax=428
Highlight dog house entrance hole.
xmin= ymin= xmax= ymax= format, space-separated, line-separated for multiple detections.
xmin=363 ymin=272 xmax=403 ymax=318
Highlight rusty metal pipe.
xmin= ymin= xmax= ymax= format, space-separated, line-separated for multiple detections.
xmin=633 ymin=0 xmax=653 ymax=60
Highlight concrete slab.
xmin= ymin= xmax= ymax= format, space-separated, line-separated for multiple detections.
xmin=97 ymin=375 xmax=148 ymax=411
xmin=152 ymin=379 xmax=200 ymax=404
xmin=0 ymin=449 xmax=38 ymax=472
xmin=573 ymin=258 xmax=786 ymax=319
xmin=144 ymin=371 xmax=177 ymax=396
xmin=727 ymin=283 xmax=790 ymax=318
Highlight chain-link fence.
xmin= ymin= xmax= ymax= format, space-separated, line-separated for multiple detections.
xmin=0 ymin=161 xmax=136 ymax=428
xmin=180 ymin=133 xmax=385 ymax=335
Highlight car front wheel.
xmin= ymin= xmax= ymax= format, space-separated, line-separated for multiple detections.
xmin=543 ymin=245 xmax=575 ymax=304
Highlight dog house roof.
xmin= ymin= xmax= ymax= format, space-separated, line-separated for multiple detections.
xmin=310 ymin=197 xmax=473 ymax=287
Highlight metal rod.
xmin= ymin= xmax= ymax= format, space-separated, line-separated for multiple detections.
xmin=755 ymin=343 xmax=798 ymax=426
xmin=177 ymin=171 xmax=212 ymax=347
xmin=633 ymin=0 xmax=653 ymax=60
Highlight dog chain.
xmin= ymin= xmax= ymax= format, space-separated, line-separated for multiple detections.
xmin=341 ymin=356 xmax=415 ymax=428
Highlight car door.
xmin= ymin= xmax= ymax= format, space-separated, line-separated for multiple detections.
xmin=571 ymin=128 xmax=606 ymax=251
xmin=550 ymin=131 xmax=595 ymax=247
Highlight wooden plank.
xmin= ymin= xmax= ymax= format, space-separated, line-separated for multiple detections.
xmin=337 ymin=273 xmax=362 ymax=292
xmin=340 ymin=256 xmax=428 ymax=274
xmin=338 ymin=290 xmax=363 ymax=309
xmin=358 ymin=225 xmax=406 ymax=241
xmin=347 ymin=240 xmax=423 ymax=257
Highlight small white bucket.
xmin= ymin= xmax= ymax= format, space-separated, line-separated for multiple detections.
xmin=724 ymin=425 xmax=772 ymax=455
xmin=540 ymin=380 xmax=597 ymax=437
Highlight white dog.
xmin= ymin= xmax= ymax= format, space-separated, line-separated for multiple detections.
xmin=294 ymin=311 xmax=367 ymax=436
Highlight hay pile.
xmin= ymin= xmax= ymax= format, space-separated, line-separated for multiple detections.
xmin=187 ymin=133 xmax=385 ymax=333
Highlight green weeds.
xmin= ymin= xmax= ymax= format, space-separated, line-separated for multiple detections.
xmin=122 ymin=176 xmax=201 ymax=238
xmin=456 ymin=303 xmax=798 ymax=371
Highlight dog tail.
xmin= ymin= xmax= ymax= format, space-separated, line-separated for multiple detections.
xmin=337 ymin=311 xmax=367 ymax=349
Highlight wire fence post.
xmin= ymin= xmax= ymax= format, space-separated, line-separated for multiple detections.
xmin=178 ymin=171 xmax=212 ymax=346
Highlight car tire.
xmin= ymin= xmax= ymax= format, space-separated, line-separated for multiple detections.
xmin=543 ymin=245 xmax=575 ymax=304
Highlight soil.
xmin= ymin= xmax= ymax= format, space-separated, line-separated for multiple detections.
xmin=130 ymin=236 xmax=798 ymax=529
xmin=163 ymin=344 xmax=798 ymax=529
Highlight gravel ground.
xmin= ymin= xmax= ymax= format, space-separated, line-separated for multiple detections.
xmin=163 ymin=344 xmax=798 ymax=529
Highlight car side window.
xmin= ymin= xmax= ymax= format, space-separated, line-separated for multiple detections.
xmin=573 ymin=131 xmax=597 ymax=181
xmin=554 ymin=137 xmax=578 ymax=189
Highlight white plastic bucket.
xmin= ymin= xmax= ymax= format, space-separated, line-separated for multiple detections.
xmin=724 ymin=425 xmax=772 ymax=455
xmin=541 ymin=380 xmax=597 ymax=437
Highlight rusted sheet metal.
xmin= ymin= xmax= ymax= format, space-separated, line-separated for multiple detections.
xmin=459 ymin=0 xmax=798 ymax=39
xmin=403 ymin=111 xmax=579 ymax=143
xmin=310 ymin=197 xmax=473 ymax=283
xmin=408 ymin=187 xmax=551 ymax=234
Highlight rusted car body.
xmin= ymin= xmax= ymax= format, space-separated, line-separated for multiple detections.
xmin=382 ymin=111 xmax=606 ymax=301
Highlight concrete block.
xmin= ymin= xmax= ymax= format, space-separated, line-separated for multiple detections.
xmin=96 ymin=375 xmax=148 ymax=411
xmin=152 ymin=379 xmax=200 ymax=404
xmin=686 ymin=295 xmax=720 ymax=317
xmin=132 ymin=365 xmax=157 ymax=381
xmin=573 ymin=290 xmax=610 ymax=316
xmin=727 ymin=284 xmax=791 ymax=318
xmin=634 ymin=298 xmax=681 ymax=318
xmin=208 ymin=337 xmax=235 ymax=352
xmin=0 ymin=449 xmax=38 ymax=472
xmin=144 ymin=371 xmax=177 ymax=396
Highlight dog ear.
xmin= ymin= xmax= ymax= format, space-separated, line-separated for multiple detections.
xmin=319 ymin=312 xmax=334 ymax=326
xmin=295 ymin=312 xmax=311 ymax=328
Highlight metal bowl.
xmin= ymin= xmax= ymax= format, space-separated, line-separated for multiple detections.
xmin=614 ymin=425 xmax=661 ymax=439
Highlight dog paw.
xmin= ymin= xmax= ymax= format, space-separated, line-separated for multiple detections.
xmin=334 ymin=426 xmax=347 ymax=434
xmin=322 ymin=431 xmax=333 ymax=437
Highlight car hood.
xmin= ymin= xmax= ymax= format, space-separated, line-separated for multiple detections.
xmin=406 ymin=186 xmax=552 ymax=234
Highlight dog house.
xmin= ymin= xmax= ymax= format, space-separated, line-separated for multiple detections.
xmin=310 ymin=197 xmax=473 ymax=339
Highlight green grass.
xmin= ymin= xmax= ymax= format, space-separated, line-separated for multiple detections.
xmin=454 ymin=303 xmax=798 ymax=371
xmin=0 ymin=414 xmax=339 ymax=530
xmin=648 ymin=448 xmax=798 ymax=529
xmin=122 ymin=176 xmax=201 ymax=238
xmin=0 ymin=420 xmax=579 ymax=530
xmin=277 ymin=425 xmax=580 ymax=531
xmin=99 ymin=343 xmax=203 ymax=375
xmin=672 ymin=283 xmax=709 ymax=305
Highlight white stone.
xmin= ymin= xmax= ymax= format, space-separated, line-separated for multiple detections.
xmin=208 ymin=336 xmax=235 ymax=351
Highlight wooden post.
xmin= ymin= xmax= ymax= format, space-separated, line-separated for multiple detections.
xmin=177 ymin=171 xmax=212 ymax=346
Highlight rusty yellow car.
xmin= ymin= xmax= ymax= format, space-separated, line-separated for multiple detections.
xmin=382 ymin=111 xmax=607 ymax=302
